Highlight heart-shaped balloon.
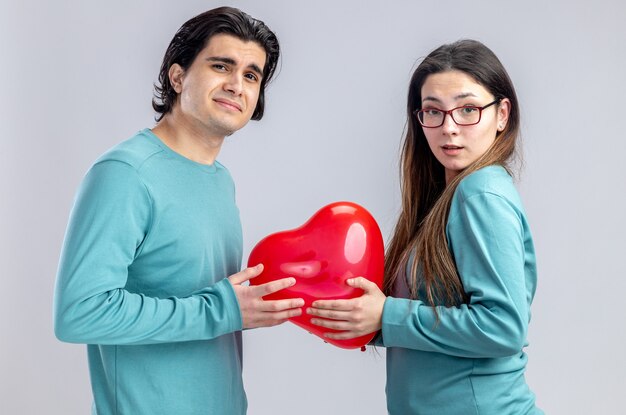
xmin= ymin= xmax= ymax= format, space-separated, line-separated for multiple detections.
xmin=247 ymin=201 xmax=384 ymax=349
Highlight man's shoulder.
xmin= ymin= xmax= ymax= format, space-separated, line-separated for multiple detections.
xmin=95 ymin=128 xmax=164 ymax=170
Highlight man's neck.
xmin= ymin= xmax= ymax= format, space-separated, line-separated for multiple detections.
xmin=151 ymin=115 xmax=225 ymax=165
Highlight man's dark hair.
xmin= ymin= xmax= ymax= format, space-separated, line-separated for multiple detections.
xmin=152 ymin=7 xmax=280 ymax=121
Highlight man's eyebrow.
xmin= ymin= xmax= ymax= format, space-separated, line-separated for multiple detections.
xmin=247 ymin=63 xmax=263 ymax=77
xmin=207 ymin=56 xmax=236 ymax=65
xmin=206 ymin=56 xmax=263 ymax=78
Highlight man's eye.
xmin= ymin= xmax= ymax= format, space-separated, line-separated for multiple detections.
xmin=245 ymin=73 xmax=259 ymax=82
xmin=212 ymin=64 xmax=227 ymax=71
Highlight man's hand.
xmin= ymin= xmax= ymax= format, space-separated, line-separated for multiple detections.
xmin=228 ymin=264 xmax=304 ymax=329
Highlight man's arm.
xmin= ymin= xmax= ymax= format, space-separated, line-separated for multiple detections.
xmin=54 ymin=160 xmax=302 ymax=345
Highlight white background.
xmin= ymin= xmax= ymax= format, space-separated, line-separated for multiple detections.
xmin=1 ymin=0 xmax=625 ymax=414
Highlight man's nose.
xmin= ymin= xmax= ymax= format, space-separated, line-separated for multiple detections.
xmin=224 ymin=73 xmax=243 ymax=95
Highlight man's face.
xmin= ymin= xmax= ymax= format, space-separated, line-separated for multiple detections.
xmin=170 ymin=34 xmax=267 ymax=137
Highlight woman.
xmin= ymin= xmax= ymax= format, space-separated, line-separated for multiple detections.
xmin=308 ymin=40 xmax=543 ymax=414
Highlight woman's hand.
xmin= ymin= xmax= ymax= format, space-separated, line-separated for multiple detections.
xmin=306 ymin=277 xmax=386 ymax=340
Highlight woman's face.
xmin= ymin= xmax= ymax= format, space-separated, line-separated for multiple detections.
xmin=419 ymin=70 xmax=510 ymax=184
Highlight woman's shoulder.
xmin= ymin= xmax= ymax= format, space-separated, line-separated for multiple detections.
xmin=449 ymin=165 xmax=528 ymax=229
xmin=455 ymin=165 xmax=521 ymax=205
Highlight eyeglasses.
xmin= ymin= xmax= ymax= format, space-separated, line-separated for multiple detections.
xmin=414 ymin=99 xmax=500 ymax=128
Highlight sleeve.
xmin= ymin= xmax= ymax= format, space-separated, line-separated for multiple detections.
xmin=53 ymin=160 xmax=242 ymax=345
xmin=380 ymin=192 xmax=529 ymax=358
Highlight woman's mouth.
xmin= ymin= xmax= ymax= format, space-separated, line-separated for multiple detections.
xmin=441 ymin=144 xmax=463 ymax=156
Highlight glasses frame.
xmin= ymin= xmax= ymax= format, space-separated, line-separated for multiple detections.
xmin=414 ymin=99 xmax=500 ymax=128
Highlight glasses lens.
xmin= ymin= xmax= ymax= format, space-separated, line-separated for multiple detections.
xmin=418 ymin=109 xmax=444 ymax=127
xmin=451 ymin=107 xmax=481 ymax=126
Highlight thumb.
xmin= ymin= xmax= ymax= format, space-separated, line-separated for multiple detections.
xmin=229 ymin=264 xmax=264 ymax=285
xmin=347 ymin=276 xmax=376 ymax=292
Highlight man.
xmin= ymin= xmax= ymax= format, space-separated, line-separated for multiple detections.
xmin=54 ymin=7 xmax=303 ymax=415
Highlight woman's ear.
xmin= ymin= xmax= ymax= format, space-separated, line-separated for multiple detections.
xmin=497 ymin=98 xmax=511 ymax=132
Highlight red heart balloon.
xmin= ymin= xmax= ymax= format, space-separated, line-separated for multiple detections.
xmin=247 ymin=201 xmax=384 ymax=349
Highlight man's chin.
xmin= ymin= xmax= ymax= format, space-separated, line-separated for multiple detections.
xmin=220 ymin=121 xmax=249 ymax=137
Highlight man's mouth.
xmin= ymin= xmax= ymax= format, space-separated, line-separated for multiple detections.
xmin=214 ymin=98 xmax=242 ymax=111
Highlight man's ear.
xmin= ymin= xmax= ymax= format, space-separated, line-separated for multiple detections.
xmin=169 ymin=63 xmax=185 ymax=93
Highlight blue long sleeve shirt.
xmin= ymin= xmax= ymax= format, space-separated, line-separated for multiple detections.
xmin=381 ymin=166 xmax=542 ymax=415
xmin=54 ymin=129 xmax=246 ymax=415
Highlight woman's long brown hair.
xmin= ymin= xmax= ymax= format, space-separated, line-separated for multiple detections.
xmin=384 ymin=40 xmax=521 ymax=311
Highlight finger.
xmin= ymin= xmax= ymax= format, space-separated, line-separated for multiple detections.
xmin=323 ymin=330 xmax=362 ymax=340
xmin=255 ymin=277 xmax=297 ymax=296
xmin=260 ymin=298 xmax=305 ymax=311
xmin=306 ymin=307 xmax=352 ymax=320
xmin=260 ymin=308 xmax=303 ymax=324
xmin=228 ymin=264 xmax=264 ymax=285
xmin=309 ymin=317 xmax=353 ymax=331
xmin=346 ymin=276 xmax=378 ymax=292
xmin=311 ymin=299 xmax=354 ymax=310
xmin=276 ymin=307 xmax=303 ymax=319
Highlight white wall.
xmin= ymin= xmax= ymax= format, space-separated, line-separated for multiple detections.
xmin=1 ymin=0 xmax=624 ymax=414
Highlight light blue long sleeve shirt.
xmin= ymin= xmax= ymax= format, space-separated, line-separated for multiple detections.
xmin=381 ymin=166 xmax=542 ymax=414
xmin=54 ymin=129 xmax=246 ymax=415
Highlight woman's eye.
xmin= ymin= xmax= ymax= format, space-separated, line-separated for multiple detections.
xmin=461 ymin=106 xmax=478 ymax=114
xmin=426 ymin=109 xmax=442 ymax=116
